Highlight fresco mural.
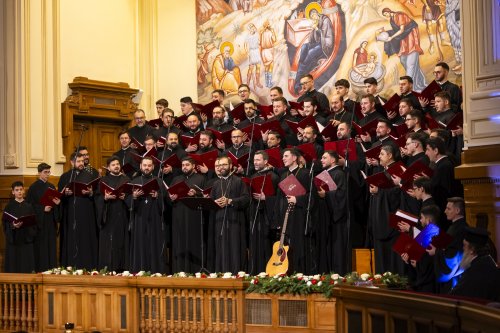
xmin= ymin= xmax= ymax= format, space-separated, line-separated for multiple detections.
xmin=195 ymin=0 xmax=462 ymax=105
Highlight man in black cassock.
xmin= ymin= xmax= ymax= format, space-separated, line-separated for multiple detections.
xmin=126 ymin=156 xmax=166 ymax=273
xmin=114 ymin=130 xmax=138 ymax=179
xmin=225 ymin=129 xmax=252 ymax=176
xmin=316 ymin=151 xmax=349 ymax=274
xmin=168 ymin=157 xmax=206 ymax=273
xmin=157 ymin=132 xmax=187 ymax=185
xmin=2 ymin=181 xmax=37 ymax=273
xmin=26 ymin=163 xmax=60 ymax=271
xmin=427 ymin=197 xmax=468 ymax=294
xmin=247 ymin=151 xmax=279 ymax=275
xmin=78 ymin=146 xmax=100 ymax=179
xmin=128 ymin=109 xmax=155 ymax=148
xmin=58 ymin=152 xmax=99 ymax=270
xmin=367 ymin=145 xmax=404 ymax=274
xmin=95 ymin=156 xmax=130 ymax=272
xmin=210 ymin=156 xmax=250 ymax=273
xmin=273 ymin=148 xmax=314 ymax=274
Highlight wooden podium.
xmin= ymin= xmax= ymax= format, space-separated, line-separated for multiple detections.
xmin=352 ymin=248 xmax=375 ymax=274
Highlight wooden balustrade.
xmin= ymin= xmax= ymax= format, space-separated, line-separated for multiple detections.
xmin=333 ymin=285 xmax=500 ymax=333
xmin=0 ymin=274 xmax=41 ymax=332
xmin=0 ymin=274 xmax=247 ymax=333
xmin=136 ymin=277 xmax=246 ymax=333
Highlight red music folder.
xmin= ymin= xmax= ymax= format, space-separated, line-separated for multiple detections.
xmin=188 ymin=150 xmax=219 ymax=169
xmin=389 ymin=209 xmax=419 ymax=230
xmin=296 ymin=143 xmax=318 ymax=162
xmin=400 ymin=160 xmax=434 ymax=183
xmin=245 ymin=174 xmax=275 ymax=196
xmin=383 ymin=93 xmax=401 ymax=116
xmin=64 ymin=178 xmax=100 ymax=197
xmin=442 ymin=112 xmax=463 ymax=131
xmin=227 ymin=152 xmax=249 ymax=168
xmin=130 ymin=137 xmax=146 ymax=154
xmin=417 ymin=80 xmax=442 ymax=101
xmin=207 ymin=128 xmax=233 ymax=146
xmin=362 ymin=171 xmax=395 ymax=189
xmin=260 ymin=119 xmax=285 ymax=137
xmin=285 ymin=115 xmax=318 ymax=134
xmin=352 ymin=118 xmax=379 ymax=137
xmin=131 ymin=147 xmax=158 ymax=164
xmin=2 ymin=211 xmax=37 ymax=228
xmin=147 ymin=118 xmax=163 ymax=128
xmin=393 ymin=123 xmax=409 ymax=138
xmin=259 ymin=105 xmax=274 ymax=119
xmin=167 ymin=180 xmax=191 ymax=200
xmin=99 ymin=181 xmax=133 ymax=197
xmin=314 ymin=170 xmax=337 ymax=192
xmin=173 ymin=115 xmax=189 ymax=132
xmin=353 ymin=102 xmax=363 ymax=120
xmin=230 ymin=103 xmax=246 ymax=122
xmin=191 ymin=100 xmax=219 ymax=119
xmin=39 ymin=187 xmax=63 ymax=207
xmin=265 ymin=147 xmax=283 ymax=168
xmin=390 ymin=135 xmax=407 ymax=149
xmin=130 ymin=179 xmax=160 ymax=195
xmin=180 ymin=132 xmax=201 ymax=148
xmin=240 ymin=123 xmax=263 ymax=141
xmin=363 ymin=144 xmax=382 ymax=160
xmin=386 ymin=161 xmax=407 ymax=179
xmin=392 ymin=233 xmax=426 ymax=262
xmin=324 ymin=139 xmax=358 ymax=161
xmin=320 ymin=122 xmax=337 ymax=141
xmin=155 ymin=153 xmax=182 ymax=169
xmin=289 ymin=101 xmax=304 ymax=111
xmin=278 ymin=174 xmax=306 ymax=196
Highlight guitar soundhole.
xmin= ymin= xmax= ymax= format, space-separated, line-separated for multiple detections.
xmin=277 ymin=248 xmax=283 ymax=256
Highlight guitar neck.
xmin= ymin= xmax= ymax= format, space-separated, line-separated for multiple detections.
xmin=278 ymin=203 xmax=293 ymax=249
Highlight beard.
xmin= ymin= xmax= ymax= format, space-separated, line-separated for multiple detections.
xmin=212 ymin=118 xmax=223 ymax=126
xmin=459 ymin=250 xmax=476 ymax=270
xmin=219 ymin=168 xmax=230 ymax=177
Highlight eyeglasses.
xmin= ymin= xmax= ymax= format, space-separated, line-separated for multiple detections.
xmin=433 ymin=71 xmax=442 ymax=75
xmin=404 ymin=118 xmax=414 ymax=122
xmin=299 ymin=80 xmax=312 ymax=86
xmin=238 ymin=90 xmax=249 ymax=94
xmin=215 ymin=163 xmax=229 ymax=168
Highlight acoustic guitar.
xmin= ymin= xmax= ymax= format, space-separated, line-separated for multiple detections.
xmin=266 ymin=203 xmax=293 ymax=276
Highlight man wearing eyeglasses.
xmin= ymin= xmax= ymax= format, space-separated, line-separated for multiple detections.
xmin=128 ymin=109 xmax=155 ymax=149
xmin=225 ymin=129 xmax=251 ymax=176
xmin=405 ymin=109 xmax=424 ymax=134
xmin=297 ymin=74 xmax=330 ymax=117
xmin=209 ymin=156 xmax=250 ymax=273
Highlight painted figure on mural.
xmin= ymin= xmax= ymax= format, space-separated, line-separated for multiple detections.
xmin=286 ymin=0 xmax=346 ymax=96
xmin=445 ymin=0 xmax=462 ymax=73
xmin=377 ymin=7 xmax=426 ymax=92
xmin=294 ymin=3 xmax=334 ymax=93
xmin=245 ymin=23 xmax=263 ymax=89
xmin=421 ymin=0 xmax=451 ymax=55
xmin=260 ymin=20 xmax=277 ymax=88
xmin=353 ymin=41 xmax=369 ymax=66
xmin=211 ymin=41 xmax=242 ymax=95
xmin=229 ymin=0 xmax=253 ymax=14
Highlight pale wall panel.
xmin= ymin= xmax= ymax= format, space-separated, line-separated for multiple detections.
xmin=157 ymin=1 xmax=197 ymax=117
xmin=59 ymin=0 xmax=138 ymax=100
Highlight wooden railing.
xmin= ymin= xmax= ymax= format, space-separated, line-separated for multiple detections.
xmin=136 ymin=277 xmax=246 ymax=333
xmin=0 ymin=274 xmax=247 ymax=333
xmin=333 ymin=285 xmax=500 ymax=333
xmin=0 ymin=274 xmax=41 ymax=332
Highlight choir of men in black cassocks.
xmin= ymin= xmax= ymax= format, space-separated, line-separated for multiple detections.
xmin=7 ymin=64 xmax=492 ymax=302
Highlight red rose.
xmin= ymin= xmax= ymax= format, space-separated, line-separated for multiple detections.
xmin=320 ymin=276 xmax=326 ymax=281
xmin=201 ymin=274 xmax=207 ymax=278
xmin=329 ymin=280 xmax=334 ymax=285
xmin=311 ymin=279 xmax=318 ymax=285
xmin=253 ymin=278 xmax=259 ymax=285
